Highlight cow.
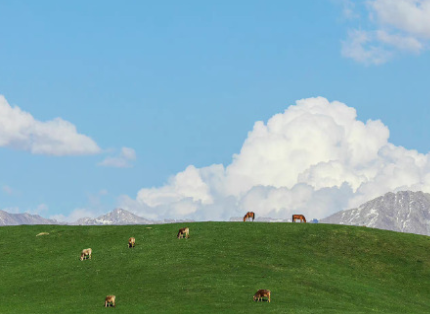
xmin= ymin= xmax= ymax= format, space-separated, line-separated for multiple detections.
xmin=243 ymin=211 xmax=255 ymax=222
xmin=253 ymin=289 xmax=271 ymax=303
xmin=104 ymin=295 xmax=116 ymax=307
xmin=80 ymin=248 xmax=92 ymax=261
xmin=128 ymin=237 xmax=136 ymax=248
xmin=292 ymin=214 xmax=306 ymax=223
xmin=177 ymin=227 xmax=190 ymax=239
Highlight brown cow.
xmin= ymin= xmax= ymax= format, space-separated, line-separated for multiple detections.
xmin=243 ymin=211 xmax=255 ymax=222
xmin=104 ymin=295 xmax=116 ymax=307
xmin=80 ymin=248 xmax=92 ymax=261
xmin=177 ymin=227 xmax=190 ymax=239
xmin=292 ymin=214 xmax=306 ymax=223
xmin=253 ymin=289 xmax=271 ymax=303
xmin=128 ymin=237 xmax=136 ymax=248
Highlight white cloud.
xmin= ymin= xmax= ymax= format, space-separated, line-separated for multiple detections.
xmin=334 ymin=0 xmax=360 ymax=20
xmin=1 ymin=207 xmax=20 ymax=214
xmin=98 ymin=147 xmax=136 ymax=168
xmin=341 ymin=29 xmax=395 ymax=65
xmin=50 ymin=207 xmax=101 ymax=223
xmin=340 ymin=0 xmax=430 ymax=64
xmin=26 ymin=203 xmax=49 ymax=215
xmin=1 ymin=203 xmax=49 ymax=216
xmin=370 ymin=0 xmax=430 ymax=38
xmin=50 ymin=190 xmax=109 ymax=223
xmin=376 ymin=30 xmax=423 ymax=52
xmin=119 ymin=97 xmax=430 ymax=221
xmin=2 ymin=185 xmax=13 ymax=195
xmin=0 ymin=95 xmax=101 ymax=156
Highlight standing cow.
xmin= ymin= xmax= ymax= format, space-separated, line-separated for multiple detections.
xmin=253 ymin=289 xmax=271 ymax=302
xmin=128 ymin=237 xmax=136 ymax=248
xmin=104 ymin=295 xmax=116 ymax=307
xmin=177 ymin=227 xmax=190 ymax=239
xmin=292 ymin=214 xmax=306 ymax=223
xmin=80 ymin=248 xmax=92 ymax=261
xmin=243 ymin=211 xmax=255 ymax=222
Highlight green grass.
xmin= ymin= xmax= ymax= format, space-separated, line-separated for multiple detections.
xmin=1 ymin=222 xmax=430 ymax=313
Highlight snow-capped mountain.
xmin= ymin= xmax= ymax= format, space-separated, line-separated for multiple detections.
xmin=3 ymin=190 xmax=430 ymax=236
xmin=321 ymin=191 xmax=430 ymax=236
xmin=72 ymin=208 xmax=154 ymax=225
xmin=0 ymin=210 xmax=59 ymax=226
xmin=72 ymin=208 xmax=195 ymax=225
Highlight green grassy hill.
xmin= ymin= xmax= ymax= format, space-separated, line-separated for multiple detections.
xmin=1 ymin=222 xmax=429 ymax=314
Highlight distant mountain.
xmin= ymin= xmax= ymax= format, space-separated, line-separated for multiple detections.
xmin=229 ymin=216 xmax=319 ymax=223
xmin=72 ymin=208 xmax=195 ymax=225
xmin=0 ymin=210 xmax=58 ymax=226
xmin=0 ymin=207 xmax=196 ymax=226
xmin=229 ymin=216 xmax=290 ymax=223
xmin=321 ymin=191 xmax=430 ymax=236
xmin=73 ymin=208 xmax=154 ymax=225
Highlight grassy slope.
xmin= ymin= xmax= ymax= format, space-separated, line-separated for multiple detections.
xmin=0 ymin=222 xmax=430 ymax=314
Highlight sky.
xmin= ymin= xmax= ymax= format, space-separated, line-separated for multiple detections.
xmin=1 ymin=0 xmax=430 ymax=222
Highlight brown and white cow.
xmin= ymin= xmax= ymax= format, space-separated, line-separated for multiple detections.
xmin=128 ymin=237 xmax=136 ymax=248
xmin=292 ymin=214 xmax=306 ymax=223
xmin=80 ymin=248 xmax=92 ymax=261
xmin=104 ymin=295 xmax=116 ymax=307
xmin=177 ymin=227 xmax=190 ymax=239
xmin=243 ymin=211 xmax=255 ymax=222
xmin=253 ymin=289 xmax=271 ymax=303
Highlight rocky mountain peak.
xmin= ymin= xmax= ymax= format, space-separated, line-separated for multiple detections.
xmin=321 ymin=190 xmax=430 ymax=235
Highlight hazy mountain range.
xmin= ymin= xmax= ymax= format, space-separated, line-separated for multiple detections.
xmin=0 ymin=210 xmax=60 ymax=226
xmin=2 ymin=191 xmax=430 ymax=237
xmin=72 ymin=208 xmax=154 ymax=225
xmin=0 ymin=208 xmax=193 ymax=226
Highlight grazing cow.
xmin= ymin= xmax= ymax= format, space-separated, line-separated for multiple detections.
xmin=292 ymin=214 xmax=306 ymax=223
xmin=253 ymin=289 xmax=271 ymax=303
xmin=80 ymin=248 xmax=92 ymax=261
xmin=104 ymin=295 xmax=116 ymax=307
xmin=128 ymin=237 xmax=136 ymax=248
xmin=177 ymin=227 xmax=190 ymax=239
xmin=243 ymin=211 xmax=255 ymax=222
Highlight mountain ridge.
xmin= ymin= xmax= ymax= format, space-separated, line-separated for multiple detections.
xmin=321 ymin=190 xmax=430 ymax=236
xmin=3 ymin=190 xmax=430 ymax=237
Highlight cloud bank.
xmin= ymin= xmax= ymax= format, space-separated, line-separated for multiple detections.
xmin=0 ymin=95 xmax=100 ymax=155
xmin=341 ymin=0 xmax=430 ymax=64
xmin=119 ymin=97 xmax=430 ymax=221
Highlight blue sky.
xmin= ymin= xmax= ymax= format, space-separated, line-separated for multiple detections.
xmin=1 ymin=1 xmax=430 ymax=222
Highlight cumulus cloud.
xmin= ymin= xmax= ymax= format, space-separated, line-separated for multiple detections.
xmin=119 ymin=97 xmax=430 ymax=222
xmin=0 ymin=95 xmax=101 ymax=155
xmin=340 ymin=0 xmax=430 ymax=64
xmin=98 ymin=147 xmax=136 ymax=168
